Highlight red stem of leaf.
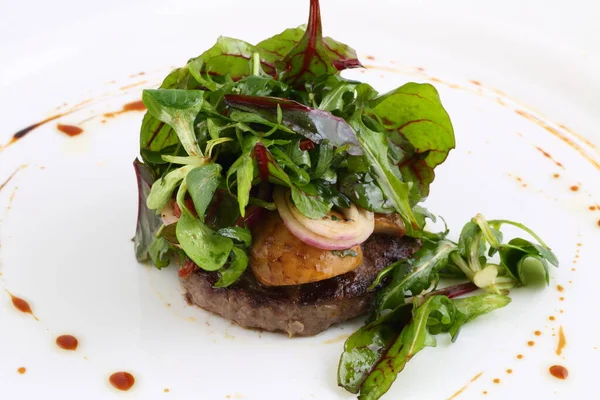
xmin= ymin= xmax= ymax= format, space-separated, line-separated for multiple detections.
xmin=254 ymin=142 xmax=270 ymax=182
xmin=428 ymin=282 xmax=479 ymax=299
xmin=299 ymin=139 xmax=315 ymax=151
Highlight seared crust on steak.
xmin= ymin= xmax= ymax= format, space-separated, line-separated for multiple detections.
xmin=181 ymin=234 xmax=420 ymax=336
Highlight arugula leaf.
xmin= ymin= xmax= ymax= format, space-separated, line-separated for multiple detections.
xmin=133 ymin=159 xmax=163 ymax=262
xmin=214 ymin=246 xmax=249 ymax=288
xmin=351 ymin=114 xmax=418 ymax=229
xmin=224 ymin=94 xmax=362 ymax=155
xmin=142 ymin=89 xmax=205 ymax=157
xmin=186 ymin=164 xmax=223 ymax=221
xmin=449 ymin=294 xmax=511 ymax=340
xmin=373 ymin=240 xmax=456 ymax=320
xmin=358 ymin=296 xmax=455 ymax=400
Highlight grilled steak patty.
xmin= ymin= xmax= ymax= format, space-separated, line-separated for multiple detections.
xmin=181 ymin=234 xmax=420 ymax=336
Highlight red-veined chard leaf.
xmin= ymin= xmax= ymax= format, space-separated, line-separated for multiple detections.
xmin=133 ymin=159 xmax=163 ymax=262
xmin=257 ymin=25 xmax=361 ymax=72
xmin=370 ymin=83 xmax=455 ymax=202
xmin=224 ymin=94 xmax=362 ymax=155
xmin=188 ymin=36 xmax=276 ymax=87
xmin=275 ymin=0 xmax=340 ymax=86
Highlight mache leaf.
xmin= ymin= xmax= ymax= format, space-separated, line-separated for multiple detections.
xmin=186 ymin=164 xmax=223 ymax=222
xmin=214 ymin=246 xmax=249 ymax=288
xmin=142 ymin=89 xmax=205 ymax=157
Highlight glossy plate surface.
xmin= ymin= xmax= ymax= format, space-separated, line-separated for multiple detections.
xmin=1 ymin=1 xmax=599 ymax=399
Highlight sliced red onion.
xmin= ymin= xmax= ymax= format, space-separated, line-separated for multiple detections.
xmin=273 ymin=187 xmax=374 ymax=250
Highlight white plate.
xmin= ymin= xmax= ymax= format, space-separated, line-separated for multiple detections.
xmin=1 ymin=1 xmax=599 ymax=399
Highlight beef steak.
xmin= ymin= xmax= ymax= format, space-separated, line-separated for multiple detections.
xmin=181 ymin=234 xmax=420 ymax=336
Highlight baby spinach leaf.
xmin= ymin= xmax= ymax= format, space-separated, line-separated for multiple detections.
xmin=142 ymin=89 xmax=205 ymax=157
xmin=214 ymin=246 xmax=249 ymax=288
xmin=351 ymin=114 xmax=418 ymax=228
xmin=224 ymin=94 xmax=362 ymax=155
xmin=217 ymin=226 xmax=252 ymax=248
xmin=186 ymin=164 xmax=223 ymax=222
xmin=133 ymin=159 xmax=163 ymax=262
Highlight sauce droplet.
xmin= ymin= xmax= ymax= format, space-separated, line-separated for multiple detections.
xmin=549 ymin=365 xmax=568 ymax=379
xmin=534 ymin=330 xmax=542 ymax=336
xmin=56 ymin=335 xmax=78 ymax=351
xmin=493 ymin=378 xmax=500 ymax=384
xmin=552 ymin=173 xmax=560 ymax=178
xmin=17 ymin=367 xmax=26 ymax=374
xmin=556 ymin=326 xmax=567 ymax=355
xmin=103 ymin=100 xmax=146 ymax=118
xmin=590 ymin=206 xmax=597 ymax=211
xmin=109 ymin=372 xmax=135 ymax=391
xmin=56 ymin=124 xmax=84 ymax=137
xmin=7 ymin=291 xmax=38 ymax=320
xmin=549 ymin=316 xmax=556 ymax=321
xmin=517 ymin=354 xmax=524 ymax=359
xmin=570 ymin=185 xmax=579 ymax=192
xmin=164 ymin=388 xmax=170 ymax=393
xmin=557 ymin=285 xmax=564 ymax=292
xmin=506 ymin=369 xmax=513 ymax=374
xmin=528 ymin=340 xmax=535 ymax=347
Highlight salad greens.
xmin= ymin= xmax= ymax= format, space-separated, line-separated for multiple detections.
xmin=134 ymin=0 xmax=455 ymax=278
xmin=132 ymin=0 xmax=558 ymax=398
xmin=338 ymin=214 xmax=557 ymax=398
